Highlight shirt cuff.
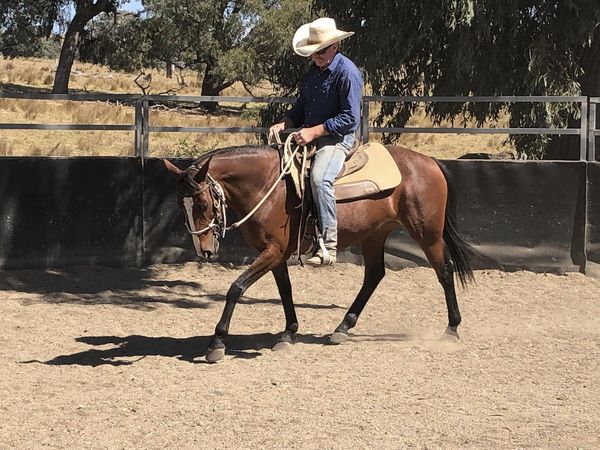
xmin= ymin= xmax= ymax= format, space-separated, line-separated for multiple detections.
xmin=323 ymin=119 xmax=340 ymax=138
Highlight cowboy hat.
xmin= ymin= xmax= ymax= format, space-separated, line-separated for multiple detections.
xmin=292 ymin=17 xmax=354 ymax=57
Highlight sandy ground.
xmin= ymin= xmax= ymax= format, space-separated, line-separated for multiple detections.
xmin=0 ymin=262 xmax=599 ymax=449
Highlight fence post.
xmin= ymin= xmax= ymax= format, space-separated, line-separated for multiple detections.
xmin=590 ymin=100 xmax=597 ymax=162
xmin=361 ymin=99 xmax=370 ymax=144
xmin=134 ymin=99 xmax=143 ymax=157
xmin=580 ymin=98 xmax=589 ymax=161
xmin=142 ymin=99 xmax=150 ymax=158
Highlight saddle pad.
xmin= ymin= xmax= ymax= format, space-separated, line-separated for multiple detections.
xmin=333 ymin=142 xmax=402 ymax=201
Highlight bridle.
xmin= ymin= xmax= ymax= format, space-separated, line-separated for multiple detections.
xmin=182 ymin=173 xmax=228 ymax=239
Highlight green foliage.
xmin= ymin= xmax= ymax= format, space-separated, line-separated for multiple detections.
xmin=79 ymin=13 xmax=153 ymax=71
xmin=315 ymin=0 xmax=600 ymax=159
xmin=248 ymin=0 xmax=313 ymax=135
xmin=173 ymin=138 xmax=215 ymax=157
xmin=1 ymin=0 xmax=129 ymax=92
xmin=141 ymin=1 xmax=266 ymax=87
xmin=245 ymin=0 xmax=313 ymax=92
xmin=0 ymin=0 xmax=67 ymax=57
xmin=137 ymin=0 xmax=312 ymax=98
xmin=240 ymin=106 xmax=262 ymax=121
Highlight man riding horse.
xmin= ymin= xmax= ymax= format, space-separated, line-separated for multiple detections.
xmin=164 ymin=17 xmax=479 ymax=363
xmin=269 ymin=17 xmax=364 ymax=267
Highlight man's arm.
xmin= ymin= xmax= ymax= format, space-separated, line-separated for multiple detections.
xmin=293 ymin=124 xmax=329 ymax=146
xmin=323 ymin=68 xmax=363 ymax=138
xmin=269 ymin=87 xmax=306 ymax=139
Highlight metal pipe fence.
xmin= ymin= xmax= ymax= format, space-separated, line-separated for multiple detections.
xmin=363 ymin=96 xmax=589 ymax=161
xmin=0 ymin=93 xmax=594 ymax=160
xmin=590 ymin=97 xmax=600 ymax=162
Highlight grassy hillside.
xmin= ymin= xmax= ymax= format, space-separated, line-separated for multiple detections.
xmin=0 ymin=57 xmax=514 ymax=158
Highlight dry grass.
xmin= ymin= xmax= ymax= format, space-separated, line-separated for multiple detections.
xmin=0 ymin=56 xmax=514 ymax=158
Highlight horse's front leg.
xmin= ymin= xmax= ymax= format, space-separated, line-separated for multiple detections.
xmin=271 ymin=261 xmax=298 ymax=351
xmin=206 ymin=247 xmax=282 ymax=363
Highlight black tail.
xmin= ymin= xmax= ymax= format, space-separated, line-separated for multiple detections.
xmin=435 ymin=160 xmax=482 ymax=287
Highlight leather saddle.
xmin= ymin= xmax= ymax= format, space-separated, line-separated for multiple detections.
xmin=289 ymin=142 xmax=402 ymax=201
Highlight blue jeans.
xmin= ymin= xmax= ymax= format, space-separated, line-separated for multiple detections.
xmin=310 ymin=133 xmax=356 ymax=252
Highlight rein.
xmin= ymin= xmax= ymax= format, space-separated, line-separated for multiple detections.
xmin=184 ymin=133 xmax=306 ymax=239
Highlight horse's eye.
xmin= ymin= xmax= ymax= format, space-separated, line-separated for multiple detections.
xmin=198 ymin=199 xmax=209 ymax=210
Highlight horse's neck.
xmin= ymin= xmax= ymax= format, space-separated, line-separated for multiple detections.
xmin=211 ymin=149 xmax=281 ymax=214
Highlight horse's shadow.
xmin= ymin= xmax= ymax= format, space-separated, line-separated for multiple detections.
xmin=23 ymin=333 xmax=329 ymax=366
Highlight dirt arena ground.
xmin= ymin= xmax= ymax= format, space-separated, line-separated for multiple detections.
xmin=0 ymin=262 xmax=599 ymax=449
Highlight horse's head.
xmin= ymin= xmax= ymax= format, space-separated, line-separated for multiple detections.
xmin=164 ymin=157 xmax=222 ymax=260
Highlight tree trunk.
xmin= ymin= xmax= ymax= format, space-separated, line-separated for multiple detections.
xmin=166 ymin=62 xmax=174 ymax=79
xmin=200 ymin=64 xmax=232 ymax=112
xmin=52 ymin=18 xmax=85 ymax=94
xmin=52 ymin=1 xmax=117 ymax=94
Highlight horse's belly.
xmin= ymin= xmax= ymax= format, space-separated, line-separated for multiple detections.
xmin=336 ymin=199 xmax=398 ymax=247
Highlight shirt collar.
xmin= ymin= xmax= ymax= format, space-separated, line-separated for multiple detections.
xmin=327 ymin=52 xmax=342 ymax=72
xmin=312 ymin=52 xmax=342 ymax=74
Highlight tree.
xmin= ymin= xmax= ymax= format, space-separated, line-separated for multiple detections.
xmin=0 ymin=0 xmax=62 ymax=58
xmin=245 ymin=0 xmax=312 ymax=92
xmin=0 ymin=1 xmax=130 ymax=93
xmin=315 ymin=0 xmax=600 ymax=159
xmin=53 ymin=1 xmax=124 ymax=93
xmin=245 ymin=0 xmax=313 ymax=129
xmin=79 ymin=12 xmax=152 ymax=71
xmin=141 ymin=0 xmax=312 ymax=109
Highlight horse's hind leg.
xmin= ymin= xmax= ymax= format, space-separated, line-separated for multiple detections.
xmin=329 ymin=234 xmax=387 ymax=344
xmin=420 ymin=237 xmax=462 ymax=339
xmin=271 ymin=261 xmax=298 ymax=350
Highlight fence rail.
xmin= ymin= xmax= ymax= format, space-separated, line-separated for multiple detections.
xmin=0 ymin=93 xmax=594 ymax=160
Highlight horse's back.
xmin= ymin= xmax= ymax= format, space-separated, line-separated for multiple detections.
xmin=385 ymin=144 xmax=446 ymax=187
xmin=385 ymin=145 xmax=444 ymax=179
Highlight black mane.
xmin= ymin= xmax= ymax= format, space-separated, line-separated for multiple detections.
xmin=179 ymin=145 xmax=277 ymax=196
xmin=191 ymin=144 xmax=275 ymax=167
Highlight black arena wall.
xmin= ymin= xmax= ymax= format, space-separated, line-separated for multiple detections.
xmin=384 ymin=160 xmax=587 ymax=273
xmin=0 ymin=157 xmax=143 ymax=268
xmin=0 ymin=156 xmax=596 ymax=275
xmin=585 ymin=162 xmax=600 ymax=276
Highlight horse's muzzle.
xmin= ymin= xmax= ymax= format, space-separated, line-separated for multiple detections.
xmin=198 ymin=238 xmax=219 ymax=260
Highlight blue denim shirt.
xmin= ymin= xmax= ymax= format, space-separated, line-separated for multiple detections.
xmin=286 ymin=53 xmax=364 ymax=140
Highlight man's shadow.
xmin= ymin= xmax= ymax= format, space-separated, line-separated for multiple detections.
xmin=23 ymin=333 xmax=329 ymax=366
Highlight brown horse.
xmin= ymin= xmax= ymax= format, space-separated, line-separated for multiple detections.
xmin=164 ymin=144 xmax=479 ymax=363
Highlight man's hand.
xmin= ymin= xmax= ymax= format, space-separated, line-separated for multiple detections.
xmin=268 ymin=122 xmax=286 ymax=142
xmin=294 ymin=125 xmax=327 ymax=146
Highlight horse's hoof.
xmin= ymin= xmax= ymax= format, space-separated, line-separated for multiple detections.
xmin=329 ymin=331 xmax=348 ymax=345
xmin=441 ymin=327 xmax=460 ymax=342
xmin=272 ymin=341 xmax=292 ymax=352
xmin=206 ymin=347 xmax=226 ymax=363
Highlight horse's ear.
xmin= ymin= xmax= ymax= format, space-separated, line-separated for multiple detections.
xmin=163 ymin=159 xmax=183 ymax=178
xmin=193 ymin=157 xmax=212 ymax=182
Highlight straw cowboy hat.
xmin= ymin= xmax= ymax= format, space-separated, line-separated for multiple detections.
xmin=292 ymin=18 xmax=354 ymax=57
